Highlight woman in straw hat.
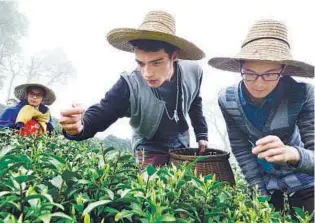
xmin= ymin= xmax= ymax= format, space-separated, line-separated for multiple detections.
xmin=59 ymin=10 xmax=208 ymax=168
xmin=0 ymin=83 xmax=56 ymax=136
xmin=209 ymin=19 xmax=314 ymax=214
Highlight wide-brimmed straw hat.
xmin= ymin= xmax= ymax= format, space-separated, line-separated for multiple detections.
xmin=208 ymin=19 xmax=314 ymax=77
xmin=14 ymin=83 xmax=56 ymax=106
xmin=106 ymin=10 xmax=205 ymax=60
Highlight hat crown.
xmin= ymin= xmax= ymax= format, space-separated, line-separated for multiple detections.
xmin=208 ymin=19 xmax=314 ymax=77
xmin=242 ymin=19 xmax=289 ymax=47
xmin=106 ymin=10 xmax=205 ymax=60
xmin=14 ymin=83 xmax=56 ymax=106
xmin=138 ymin=11 xmax=176 ymax=35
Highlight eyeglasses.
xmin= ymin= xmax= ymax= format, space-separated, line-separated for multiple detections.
xmin=240 ymin=65 xmax=285 ymax=81
xmin=28 ymin=91 xmax=44 ymax=98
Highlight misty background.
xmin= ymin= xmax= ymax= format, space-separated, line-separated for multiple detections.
xmin=1 ymin=0 xmax=314 ymax=154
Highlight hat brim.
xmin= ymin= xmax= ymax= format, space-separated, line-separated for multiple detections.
xmin=208 ymin=56 xmax=314 ymax=78
xmin=14 ymin=83 xmax=56 ymax=105
xmin=107 ymin=28 xmax=205 ymax=60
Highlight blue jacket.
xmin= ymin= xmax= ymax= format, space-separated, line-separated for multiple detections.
xmin=0 ymin=100 xmax=54 ymax=132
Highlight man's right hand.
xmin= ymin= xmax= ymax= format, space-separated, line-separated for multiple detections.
xmin=59 ymin=104 xmax=85 ymax=135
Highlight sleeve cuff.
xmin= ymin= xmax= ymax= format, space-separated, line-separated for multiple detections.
xmin=15 ymin=122 xmax=24 ymax=130
xmin=287 ymin=146 xmax=312 ymax=173
xmin=62 ymin=129 xmax=82 ymax=140
xmin=196 ymin=133 xmax=208 ymax=142
xmin=62 ymin=120 xmax=85 ymax=140
xmin=47 ymin=123 xmax=54 ymax=132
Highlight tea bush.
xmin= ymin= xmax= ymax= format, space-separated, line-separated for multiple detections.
xmin=0 ymin=129 xmax=313 ymax=222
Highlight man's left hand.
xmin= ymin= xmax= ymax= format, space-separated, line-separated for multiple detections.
xmin=252 ymin=135 xmax=300 ymax=165
xmin=198 ymin=140 xmax=208 ymax=154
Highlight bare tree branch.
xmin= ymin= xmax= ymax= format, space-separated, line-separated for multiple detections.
xmin=25 ymin=56 xmax=42 ymax=82
xmin=6 ymin=54 xmax=23 ymax=100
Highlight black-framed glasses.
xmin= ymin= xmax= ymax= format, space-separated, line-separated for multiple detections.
xmin=240 ymin=64 xmax=285 ymax=81
xmin=28 ymin=91 xmax=44 ymax=98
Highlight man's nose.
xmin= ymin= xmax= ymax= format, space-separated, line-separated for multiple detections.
xmin=143 ymin=65 xmax=154 ymax=78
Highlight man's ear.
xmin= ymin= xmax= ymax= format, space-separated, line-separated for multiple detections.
xmin=171 ymin=51 xmax=178 ymax=61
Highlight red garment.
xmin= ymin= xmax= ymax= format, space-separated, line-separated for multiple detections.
xmin=135 ymin=150 xmax=170 ymax=170
xmin=20 ymin=119 xmax=40 ymax=136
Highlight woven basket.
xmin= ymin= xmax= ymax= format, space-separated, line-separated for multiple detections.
xmin=169 ymin=148 xmax=235 ymax=185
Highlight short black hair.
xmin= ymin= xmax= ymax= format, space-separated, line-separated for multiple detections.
xmin=129 ymin=39 xmax=177 ymax=57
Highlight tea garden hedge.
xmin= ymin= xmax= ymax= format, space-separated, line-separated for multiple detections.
xmin=0 ymin=129 xmax=313 ymax=222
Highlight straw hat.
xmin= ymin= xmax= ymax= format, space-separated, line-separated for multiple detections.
xmin=107 ymin=10 xmax=205 ymax=60
xmin=208 ymin=19 xmax=314 ymax=77
xmin=14 ymin=83 xmax=56 ymax=106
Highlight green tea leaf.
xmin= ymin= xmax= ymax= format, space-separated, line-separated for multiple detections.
xmin=0 ymin=145 xmax=14 ymax=157
xmin=186 ymin=156 xmax=207 ymax=171
xmin=38 ymin=211 xmax=72 ymax=222
xmin=166 ymin=191 xmax=175 ymax=202
xmin=105 ymin=188 xmax=114 ymax=200
xmin=41 ymin=202 xmax=65 ymax=211
xmin=204 ymin=174 xmax=213 ymax=182
xmin=77 ymin=179 xmax=90 ymax=185
xmin=130 ymin=209 xmax=146 ymax=217
xmin=217 ymin=192 xmax=228 ymax=204
xmin=162 ymin=214 xmax=176 ymax=222
xmin=119 ymin=154 xmax=132 ymax=162
xmin=51 ymin=212 xmax=72 ymax=220
xmin=174 ymin=208 xmax=193 ymax=217
xmin=50 ymin=175 xmax=63 ymax=188
xmin=0 ymin=191 xmax=12 ymax=197
xmin=175 ymin=219 xmax=191 ymax=223
xmin=115 ymin=210 xmax=134 ymax=222
xmin=104 ymin=207 xmax=119 ymax=215
xmin=293 ymin=207 xmax=306 ymax=219
xmin=15 ymin=175 xmax=35 ymax=184
xmin=48 ymin=158 xmax=64 ymax=170
xmin=257 ymin=196 xmax=271 ymax=203
xmin=102 ymin=147 xmax=116 ymax=155
xmin=119 ymin=189 xmax=131 ymax=198
xmin=75 ymin=204 xmax=84 ymax=212
xmin=38 ymin=213 xmax=51 ymax=223
xmin=61 ymin=169 xmax=81 ymax=181
xmin=25 ymin=194 xmax=53 ymax=203
xmin=83 ymin=200 xmax=112 ymax=215
xmin=176 ymin=180 xmax=186 ymax=189
xmin=146 ymin=165 xmax=156 ymax=176
xmin=140 ymin=219 xmax=149 ymax=223
xmin=0 ymin=162 xmax=28 ymax=177
xmin=210 ymin=181 xmax=227 ymax=190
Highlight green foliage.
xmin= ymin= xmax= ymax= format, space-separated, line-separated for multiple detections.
xmin=0 ymin=129 xmax=313 ymax=222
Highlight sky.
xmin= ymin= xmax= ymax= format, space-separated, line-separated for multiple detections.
xmin=3 ymin=0 xmax=314 ymax=146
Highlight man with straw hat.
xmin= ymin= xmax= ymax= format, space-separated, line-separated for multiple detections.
xmin=59 ymin=11 xmax=208 ymax=168
xmin=0 ymin=83 xmax=56 ymax=136
xmin=209 ymin=19 xmax=314 ymax=214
